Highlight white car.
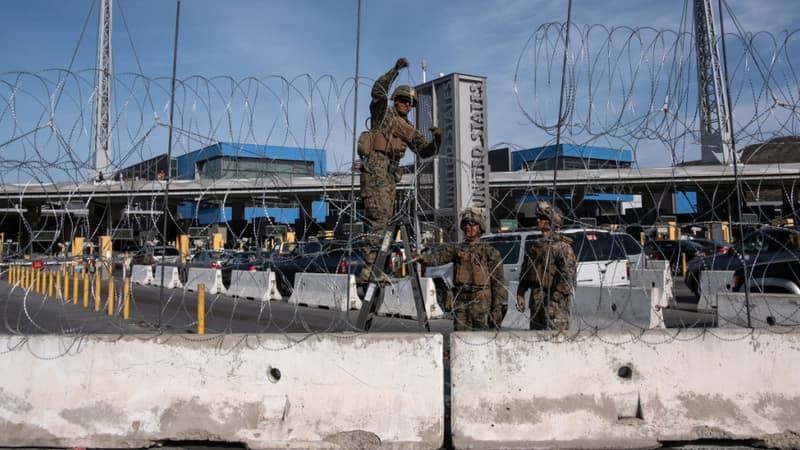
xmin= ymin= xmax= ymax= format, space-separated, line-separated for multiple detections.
xmin=561 ymin=228 xmax=631 ymax=287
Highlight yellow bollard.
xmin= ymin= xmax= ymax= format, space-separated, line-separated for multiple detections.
xmin=9 ymin=265 xmax=14 ymax=285
xmin=123 ymin=277 xmax=130 ymax=320
xmin=107 ymin=277 xmax=114 ymax=316
xmin=35 ymin=270 xmax=41 ymax=294
xmin=55 ymin=271 xmax=62 ymax=300
xmin=681 ymin=252 xmax=687 ymax=277
xmin=94 ymin=274 xmax=101 ymax=312
xmin=197 ymin=283 xmax=205 ymax=335
xmin=47 ymin=271 xmax=53 ymax=297
xmin=72 ymin=271 xmax=79 ymax=305
xmin=83 ymin=273 xmax=89 ymax=309
xmin=23 ymin=267 xmax=29 ymax=289
xmin=63 ymin=270 xmax=70 ymax=303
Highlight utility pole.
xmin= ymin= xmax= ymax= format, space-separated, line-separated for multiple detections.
xmin=694 ymin=0 xmax=733 ymax=165
xmin=92 ymin=0 xmax=112 ymax=181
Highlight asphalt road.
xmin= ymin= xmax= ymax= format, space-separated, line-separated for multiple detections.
xmin=0 ymin=274 xmax=715 ymax=334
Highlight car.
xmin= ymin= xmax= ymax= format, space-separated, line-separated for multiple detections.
xmin=613 ymin=232 xmax=646 ymax=270
xmin=562 ymin=228 xmax=630 ymax=287
xmin=130 ymin=246 xmax=180 ymax=268
xmin=643 ymin=239 xmax=707 ymax=275
xmin=686 ymin=237 xmax=734 ymax=256
xmin=685 ymin=226 xmax=800 ymax=298
xmin=732 ymin=254 xmax=800 ymax=295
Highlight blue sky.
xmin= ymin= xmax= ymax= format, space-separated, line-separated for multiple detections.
xmin=1 ymin=0 xmax=798 ymax=180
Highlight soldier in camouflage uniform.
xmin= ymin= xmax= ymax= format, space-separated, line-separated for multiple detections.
xmin=358 ymin=57 xmax=440 ymax=283
xmin=516 ymin=201 xmax=577 ymax=331
xmin=416 ymin=208 xmax=506 ymax=331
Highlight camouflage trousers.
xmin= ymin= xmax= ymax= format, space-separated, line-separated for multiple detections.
xmin=529 ymin=289 xmax=571 ymax=331
xmin=359 ymin=153 xmax=399 ymax=282
xmin=453 ymin=291 xmax=492 ymax=331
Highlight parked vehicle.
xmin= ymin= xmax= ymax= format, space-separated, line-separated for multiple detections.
xmin=562 ymin=228 xmax=630 ymax=287
xmin=732 ymin=254 xmax=800 ymax=295
xmin=130 ymin=246 xmax=180 ymax=268
xmin=685 ymin=226 xmax=800 ymax=298
xmin=687 ymin=237 xmax=734 ymax=256
xmin=643 ymin=239 xmax=707 ymax=275
xmin=613 ymin=232 xmax=646 ymax=270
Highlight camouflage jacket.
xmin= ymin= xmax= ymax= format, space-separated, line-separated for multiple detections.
xmin=368 ymin=66 xmax=437 ymax=159
xmin=517 ymin=233 xmax=577 ymax=298
xmin=420 ymin=241 xmax=506 ymax=318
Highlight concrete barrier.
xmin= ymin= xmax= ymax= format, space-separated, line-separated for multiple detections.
xmin=717 ymin=291 xmax=800 ymax=327
xmin=451 ymin=329 xmax=800 ymax=449
xmin=152 ymin=265 xmax=182 ymax=289
xmin=130 ymin=264 xmax=153 ymax=285
xmin=502 ymin=283 xmax=665 ymax=330
xmin=185 ymin=267 xmax=226 ymax=294
xmin=228 ymin=269 xmax=281 ymax=301
xmin=0 ymin=333 xmax=444 ymax=449
xmin=572 ymin=285 xmax=665 ymax=330
xmin=630 ymin=267 xmax=673 ymax=309
xmin=378 ymin=277 xmax=444 ymax=319
xmin=698 ymin=270 xmax=734 ymax=310
xmin=289 ymin=272 xmax=362 ymax=310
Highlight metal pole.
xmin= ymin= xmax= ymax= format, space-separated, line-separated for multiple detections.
xmin=346 ymin=0 xmax=362 ymax=305
xmin=159 ymin=0 xmax=181 ymax=328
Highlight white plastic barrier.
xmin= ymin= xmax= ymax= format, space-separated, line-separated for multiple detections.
xmin=185 ymin=267 xmax=226 ymax=294
xmin=572 ymin=285 xmax=665 ymax=330
xmin=0 ymin=334 xmax=444 ymax=449
xmin=228 ymin=269 xmax=281 ymax=301
xmin=717 ymin=291 xmax=800 ymax=327
xmin=501 ymin=281 xmax=529 ymax=330
xmin=451 ymin=329 xmax=800 ymax=449
xmin=289 ymin=273 xmax=362 ymax=311
xmin=378 ymin=277 xmax=444 ymax=319
xmin=152 ymin=265 xmax=182 ymax=289
xmin=698 ymin=270 xmax=734 ymax=310
xmin=130 ymin=264 xmax=153 ymax=285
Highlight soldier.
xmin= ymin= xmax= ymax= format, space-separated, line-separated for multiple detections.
xmin=358 ymin=57 xmax=440 ymax=283
xmin=516 ymin=201 xmax=577 ymax=331
xmin=415 ymin=208 xmax=505 ymax=331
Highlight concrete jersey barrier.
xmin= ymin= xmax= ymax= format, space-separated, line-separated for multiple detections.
xmin=450 ymin=329 xmax=800 ymax=449
xmin=152 ymin=265 xmax=182 ymax=289
xmin=378 ymin=276 xmax=444 ymax=319
xmin=698 ymin=270 xmax=734 ymax=310
xmin=717 ymin=291 xmax=800 ymax=327
xmin=130 ymin=264 xmax=153 ymax=285
xmin=228 ymin=269 xmax=281 ymax=301
xmin=289 ymin=272 xmax=362 ymax=310
xmin=630 ymin=267 xmax=673 ymax=308
xmin=185 ymin=267 xmax=226 ymax=294
xmin=572 ymin=285 xmax=666 ymax=330
xmin=0 ymin=333 xmax=444 ymax=449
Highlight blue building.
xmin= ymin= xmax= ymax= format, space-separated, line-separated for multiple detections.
xmin=172 ymin=142 xmax=328 ymax=226
xmin=513 ymin=144 xmax=633 ymax=171
xmin=175 ymin=142 xmax=326 ymax=180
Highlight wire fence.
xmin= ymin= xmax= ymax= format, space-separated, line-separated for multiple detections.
xmin=0 ymin=21 xmax=799 ymax=342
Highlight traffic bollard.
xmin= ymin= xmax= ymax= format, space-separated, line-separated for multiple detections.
xmin=197 ymin=283 xmax=205 ymax=335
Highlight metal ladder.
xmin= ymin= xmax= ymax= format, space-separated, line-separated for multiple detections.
xmin=356 ymin=218 xmax=429 ymax=331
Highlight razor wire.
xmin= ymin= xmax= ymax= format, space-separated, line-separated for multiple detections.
xmin=0 ymin=23 xmax=799 ymax=345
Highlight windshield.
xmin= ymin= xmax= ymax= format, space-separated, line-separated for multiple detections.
xmin=483 ymin=235 xmax=521 ymax=264
xmin=569 ymin=231 xmax=626 ymax=262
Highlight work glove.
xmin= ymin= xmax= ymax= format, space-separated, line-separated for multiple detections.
xmin=395 ymin=57 xmax=410 ymax=70
xmin=430 ymin=127 xmax=442 ymax=146
xmin=516 ymin=295 xmax=526 ymax=313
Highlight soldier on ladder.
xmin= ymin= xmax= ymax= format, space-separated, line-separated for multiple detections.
xmin=357 ymin=57 xmax=440 ymax=286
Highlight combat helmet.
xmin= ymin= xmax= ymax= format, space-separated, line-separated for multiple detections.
xmin=536 ymin=201 xmax=563 ymax=228
xmin=391 ymin=85 xmax=418 ymax=107
xmin=460 ymin=207 xmax=488 ymax=233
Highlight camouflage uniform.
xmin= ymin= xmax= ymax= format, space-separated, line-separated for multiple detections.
xmin=358 ymin=59 xmax=438 ymax=281
xmin=419 ymin=209 xmax=505 ymax=331
xmin=516 ymin=202 xmax=577 ymax=331
xmin=517 ymin=233 xmax=577 ymax=331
